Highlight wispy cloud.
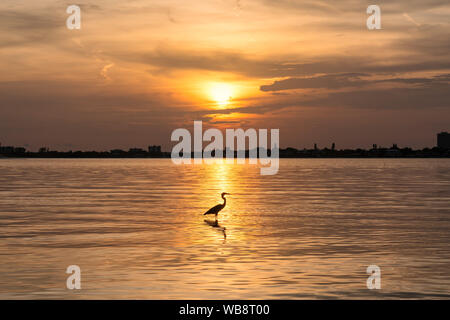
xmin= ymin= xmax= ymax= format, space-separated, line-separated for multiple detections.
xmin=403 ymin=13 xmax=421 ymax=26
xmin=100 ymin=63 xmax=115 ymax=80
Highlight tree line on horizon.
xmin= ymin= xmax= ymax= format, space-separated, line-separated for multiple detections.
xmin=1 ymin=143 xmax=449 ymax=158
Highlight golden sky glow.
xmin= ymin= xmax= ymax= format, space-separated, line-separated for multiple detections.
xmin=209 ymin=83 xmax=234 ymax=108
xmin=0 ymin=0 xmax=449 ymax=150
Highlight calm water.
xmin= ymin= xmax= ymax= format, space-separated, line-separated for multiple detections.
xmin=0 ymin=158 xmax=449 ymax=299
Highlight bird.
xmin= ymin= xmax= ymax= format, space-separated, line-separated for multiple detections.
xmin=204 ymin=192 xmax=230 ymax=219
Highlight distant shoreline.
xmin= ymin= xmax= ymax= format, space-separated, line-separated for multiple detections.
xmin=1 ymin=145 xmax=450 ymax=159
xmin=1 ymin=155 xmax=449 ymax=159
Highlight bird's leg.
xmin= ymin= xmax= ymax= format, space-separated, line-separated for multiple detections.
xmin=215 ymin=214 xmax=218 ymax=221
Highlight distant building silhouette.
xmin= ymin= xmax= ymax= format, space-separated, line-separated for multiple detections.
xmin=129 ymin=148 xmax=146 ymax=154
xmin=437 ymin=132 xmax=450 ymax=149
xmin=386 ymin=144 xmax=401 ymax=156
xmin=148 ymin=145 xmax=162 ymax=154
xmin=110 ymin=149 xmax=126 ymax=156
xmin=0 ymin=144 xmax=14 ymax=154
xmin=331 ymin=143 xmax=335 ymax=151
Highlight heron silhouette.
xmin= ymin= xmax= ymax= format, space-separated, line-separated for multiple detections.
xmin=204 ymin=192 xmax=230 ymax=219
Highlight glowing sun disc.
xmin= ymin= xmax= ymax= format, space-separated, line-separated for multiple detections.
xmin=209 ymin=83 xmax=233 ymax=106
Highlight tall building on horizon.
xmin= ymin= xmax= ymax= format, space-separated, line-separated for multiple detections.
xmin=437 ymin=132 xmax=450 ymax=149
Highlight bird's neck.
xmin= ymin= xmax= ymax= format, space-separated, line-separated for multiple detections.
xmin=222 ymin=196 xmax=226 ymax=206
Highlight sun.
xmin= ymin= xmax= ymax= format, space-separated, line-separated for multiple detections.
xmin=209 ymin=83 xmax=234 ymax=107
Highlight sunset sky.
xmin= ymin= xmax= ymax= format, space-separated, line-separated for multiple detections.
xmin=0 ymin=0 xmax=449 ymax=151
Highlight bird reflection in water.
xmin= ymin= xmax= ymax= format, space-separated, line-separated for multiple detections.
xmin=204 ymin=219 xmax=227 ymax=240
